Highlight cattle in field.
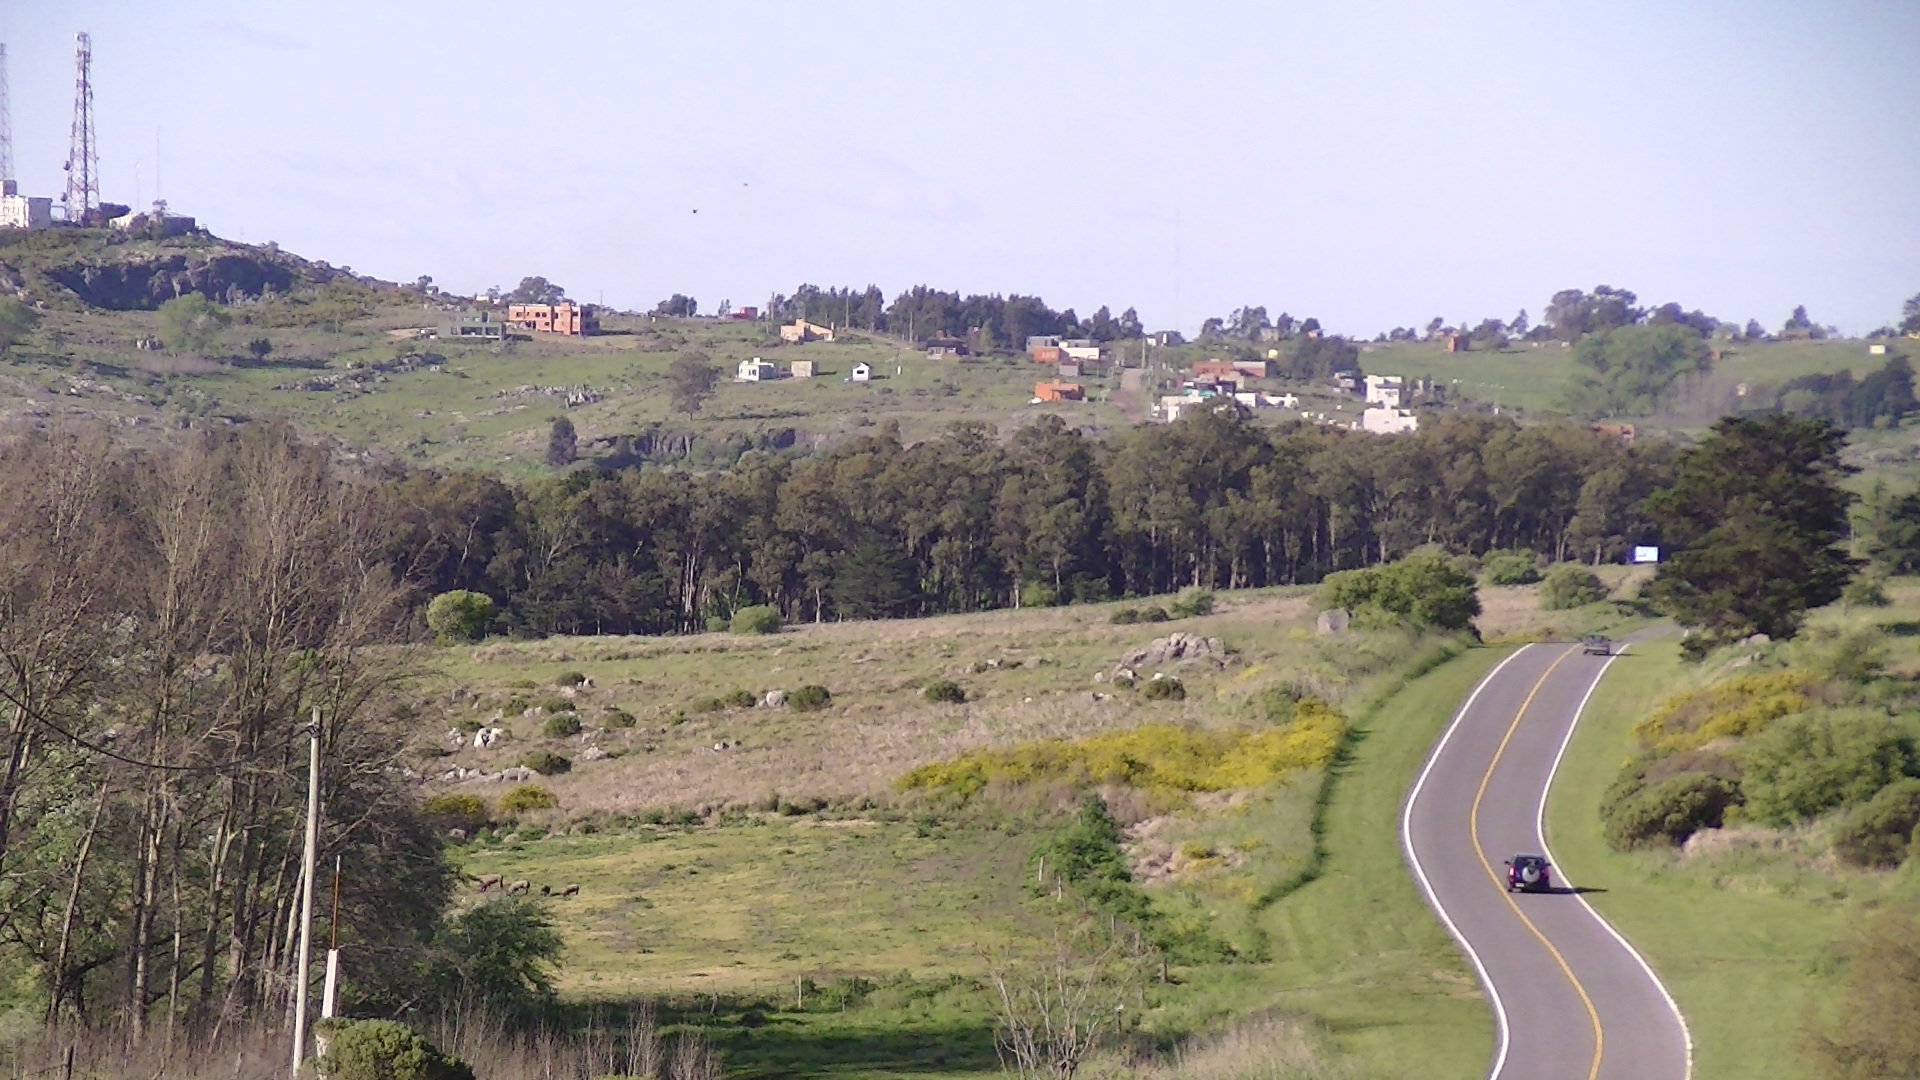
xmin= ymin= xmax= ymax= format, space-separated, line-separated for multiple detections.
xmin=507 ymin=879 xmax=530 ymax=894
xmin=475 ymin=874 xmax=502 ymax=892
xmin=561 ymin=884 xmax=580 ymax=897
xmin=540 ymin=884 xmax=552 ymax=896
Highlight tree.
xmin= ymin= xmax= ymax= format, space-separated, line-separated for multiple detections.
xmin=651 ymin=293 xmax=698 ymax=317
xmin=0 ymin=297 xmax=40 ymax=354
xmin=667 ymin=350 xmax=719 ymax=417
xmin=1902 ymin=292 xmax=1920 ymax=336
xmin=1806 ymin=906 xmax=1920 ymax=1079
xmin=1784 ymin=304 xmax=1813 ymax=334
xmin=317 ymin=1020 xmax=474 ymax=1080
xmin=246 ymin=336 xmax=273 ymax=362
xmin=1743 ymin=318 xmax=1768 ymax=342
xmin=1563 ymin=324 xmax=1712 ymax=417
xmin=429 ymin=896 xmax=564 ymax=1020
xmin=1510 ymin=309 xmax=1530 ymax=338
xmin=546 ymin=416 xmax=578 ymax=467
xmin=155 ymin=293 xmax=232 ymax=354
xmin=1866 ymin=490 xmax=1920 ymax=572
xmin=508 ymin=276 xmax=565 ymax=304
xmin=1643 ymin=415 xmax=1857 ymax=653
xmin=426 ymin=590 xmax=496 ymax=643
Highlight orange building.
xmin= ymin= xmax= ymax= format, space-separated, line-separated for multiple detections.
xmin=1190 ymin=360 xmax=1241 ymax=380
xmin=1030 ymin=345 xmax=1065 ymax=364
xmin=1034 ymin=381 xmax=1084 ymax=402
xmin=506 ymin=302 xmax=599 ymax=336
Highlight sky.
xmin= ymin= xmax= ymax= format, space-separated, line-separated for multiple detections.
xmin=3 ymin=0 xmax=1916 ymax=335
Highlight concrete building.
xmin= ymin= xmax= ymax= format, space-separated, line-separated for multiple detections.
xmin=779 ymin=319 xmax=834 ymax=343
xmin=507 ymin=302 xmax=598 ymax=336
xmin=0 ymin=182 xmax=52 ymax=230
xmin=1026 ymin=335 xmax=1061 ymax=351
xmin=1062 ymin=344 xmax=1100 ymax=363
xmin=1361 ymin=407 xmax=1418 ymax=434
xmin=850 ymin=362 xmax=872 ymax=382
xmin=439 ymin=310 xmax=505 ymax=343
xmin=1365 ymin=375 xmax=1404 ymax=408
xmin=109 ymin=205 xmax=195 ymax=237
xmin=1033 ymin=381 xmax=1084 ymax=402
xmin=790 ymin=360 xmax=816 ymax=378
xmin=736 ymin=358 xmax=780 ymax=381
xmin=927 ymin=342 xmax=968 ymax=359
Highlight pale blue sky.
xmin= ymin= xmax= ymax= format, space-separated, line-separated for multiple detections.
xmin=5 ymin=1 xmax=1916 ymax=334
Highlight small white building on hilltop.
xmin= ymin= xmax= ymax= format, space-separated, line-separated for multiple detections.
xmin=1361 ymin=406 xmax=1417 ymax=434
xmin=850 ymin=362 xmax=872 ymax=382
xmin=1364 ymin=374 xmax=1404 ymax=408
xmin=0 ymin=181 xmax=52 ymax=231
xmin=737 ymin=358 xmax=780 ymax=381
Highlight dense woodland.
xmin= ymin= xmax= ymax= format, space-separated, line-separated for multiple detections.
xmin=379 ymin=409 xmax=1675 ymax=637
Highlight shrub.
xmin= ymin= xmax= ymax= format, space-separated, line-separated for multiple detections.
xmin=787 ymin=685 xmax=832 ymax=711
xmin=1141 ymin=606 xmax=1170 ymax=623
xmin=1740 ymin=710 xmax=1920 ymax=826
xmin=499 ymin=785 xmax=559 ymax=813
xmin=1141 ymin=677 xmax=1187 ymax=701
xmin=316 ymin=1019 xmax=474 ymax=1080
xmin=924 ymin=680 xmax=966 ymax=704
xmin=522 ymin=751 xmax=572 ymax=777
xmin=421 ymin=793 xmax=490 ymax=832
xmin=704 ymin=615 xmax=729 ymax=633
xmin=537 ymin=697 xmax=575 ymax=715
xmin=1109 ymin=607 xmax=1141 ymax=625
xmin=1843 ymin=571 xmax=1892 ymax=609
xmin=1833 ymin=778 xmax=1920 ymax=868
xmin=554 ymin=671 xmax=587 ymax=686
xmin=1169 ymin=588 xmax=1216 ymax=618
xmin=1481 ymin=551 xmax=1541 ymax=586
xmin=1020 ymin=581 xmax=1058 ymax=608
xmin=541 ymin=713 xmax=582 ymax=738
xmin=603 ymin=709 xmax=637 ymax=728
xmin=689 ymin=697 xmax=725 ymax=714
xmin=731 ymin=605 xmax=783 ymax=634
xmin=1317 ymin=552 xmax=1479 ymax=630
xmin=1632 ymin=671 xmax=1817 ymax=751
xmin=722 ymin=689 xmax=758 ymax=709
xmin=1539 ymin=564 xmax=1608 ymax=610
xmin=425 ymin=591 xmax=495 ymax=644
xmin=1602 ymin=773 xmax=1741 ymax=849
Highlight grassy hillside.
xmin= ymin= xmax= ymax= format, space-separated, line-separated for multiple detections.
xmin=407 ymin=581 xmax=1647 ymax=1079
xmin=1548 ymin=585 xmax=1920 ymax=1080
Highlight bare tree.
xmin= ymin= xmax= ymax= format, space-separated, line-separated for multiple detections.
xmin=984 ymin=928 xmax=1147 ymax=1080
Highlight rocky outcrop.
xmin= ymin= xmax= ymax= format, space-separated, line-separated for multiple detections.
xmin=1116 ymin=633 xmax=1231 ymax=674
xmin=44 ymin=251 xmax=297 ymax=310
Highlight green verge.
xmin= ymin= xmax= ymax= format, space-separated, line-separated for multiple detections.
xmin=1246 ymin=644 xmax=1511 ymax=1080
xmin=1545 ymin=637 xmax=1843 ymax=1080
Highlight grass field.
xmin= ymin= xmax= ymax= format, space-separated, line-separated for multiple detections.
xmin=1547 ymin=587 xmax=1920 ymax=1080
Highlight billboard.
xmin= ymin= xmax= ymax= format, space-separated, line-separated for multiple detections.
xmin=1632 ymin=546 xmax=1660 ymax=564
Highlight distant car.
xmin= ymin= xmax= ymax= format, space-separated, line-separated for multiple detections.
xmin=1505 ymin=854 xmax=1552 ymax=892
xmin=1581 ymin=634 xmax=1612 ymax=656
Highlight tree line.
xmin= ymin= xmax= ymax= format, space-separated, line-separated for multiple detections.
xmin=376 ymin=410 xmax=1675 ymax=637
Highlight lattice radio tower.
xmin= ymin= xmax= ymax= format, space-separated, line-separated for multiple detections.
xmin=63 ymin=32 xmax=99 ymax=222
xmin=0 ymin=44 xmax=14 ymax=185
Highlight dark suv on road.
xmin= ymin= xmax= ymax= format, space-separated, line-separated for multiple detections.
xmin=1505 ymin=854 xmax=1552 ymax=892
xmin=1581 ymin=635 xmax=1612 ymax=656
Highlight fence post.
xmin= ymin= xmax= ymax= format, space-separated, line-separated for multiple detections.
xmin=61 ymin=1046 xmax=73 ymax=1080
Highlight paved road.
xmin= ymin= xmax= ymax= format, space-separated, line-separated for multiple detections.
xmin=1402 ymin=642 xmax=1691 ymax=1080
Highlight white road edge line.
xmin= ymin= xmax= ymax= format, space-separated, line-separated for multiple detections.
xmin=1401 ymin=644 xmax=1533 ymax=1080
xmin=1535 ymin=643 xmax=1696 ymax=1080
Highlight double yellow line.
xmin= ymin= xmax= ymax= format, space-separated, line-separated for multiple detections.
xmin=1469 ymin=644 xmax=1605 ymax=1080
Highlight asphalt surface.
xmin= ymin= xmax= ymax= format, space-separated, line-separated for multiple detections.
xmin=1402 ymin=642 xmax=1691 ymax=1080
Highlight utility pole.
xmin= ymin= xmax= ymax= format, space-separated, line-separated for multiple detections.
xmin=290 ymin=707 xmax=321 ymax=1078
xmin=63 ymin=33 xmax=99 ymax=223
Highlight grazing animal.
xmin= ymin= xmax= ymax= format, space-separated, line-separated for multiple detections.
xmin=561 ymin=884 xmax=581 ymax=897
xmin=540 ymin=884 xmax=552 ymax=896
xmin=476 ymin=874 xmax=502 ymax=892
xmin=507 ymin=879 xmax=530 ymax=894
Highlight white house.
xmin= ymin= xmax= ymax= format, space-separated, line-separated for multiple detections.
xmin=736 ymin=358 xmax=780 ymax=381
xmin=1364 ymin=374 xmax=1404 ymax=408
xmin=850 ymin=362 xmax=872 ymax=382
xmin=0 ymin=182 xmax=51 ymax=230
xmin=1361 ymin=406 xmax=1418 ymax=434
xmin=1062 ymin=345 xmax=1101 ymax=363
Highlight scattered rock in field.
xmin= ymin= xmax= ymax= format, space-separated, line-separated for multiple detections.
xmin=1115 ymin=633 xmax=1230 ymax=675
xmin=499 ymin=766 xmax=533 ymax=782
xmin=1743 ymin=633 xmax=1771 ymax=647
xmin=448 ymin=828 xmax=467 ymax=840
xmin=522 ymin=706 xmax=544 ymax=719
xmin=1091 ymin=671 xmax=1106 ymax=683
xmin=1090 ymin=692 xmax=1112 ymax=702
xmin=762 ymin=690 xmax=786 ymax=708
xmin=472 ymin=727 xmax=505 ymax=750
xmin=445 ymin=728 xmax=464 ymax=745
xmin=1316 ymin=609 xmax=1350 ymax=636
xmin=580 ymin=745 xmax=608 ymax=761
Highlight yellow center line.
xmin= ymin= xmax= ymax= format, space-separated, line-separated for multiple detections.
xmin=1470 ymin=644 xmax=1605 ymax=1080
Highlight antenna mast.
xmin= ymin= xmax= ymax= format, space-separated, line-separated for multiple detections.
xmin=63 ymin=32 xmax=99 ymax=223
xmin=0 ymin=44 xmax=14 ymax=184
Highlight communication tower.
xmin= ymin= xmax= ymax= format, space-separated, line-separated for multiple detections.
xmin=0 ymin=44 xmax=13 ymax=184
xmin=63 ymin=32 xmax=99 ymax=222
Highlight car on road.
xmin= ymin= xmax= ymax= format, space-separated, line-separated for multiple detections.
xmin=1581 ymin=634 xmax=1611 ymax=656
xmin=1505 ymin=854 xmax=1552 ymax=892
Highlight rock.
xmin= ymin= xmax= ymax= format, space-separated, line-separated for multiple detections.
xmin=1743 ymin=633 xmax=1771 ymax=647
xmin=1091 ymin=671 xmax=1106 ymax=683
xmin=1090 ymin=692 xmax=1112 ymax=702
xmin=445 ymin=728 xmax=464 ymax=744
xmin=580 ymin=745 xmax=608 ymax=761
xmin=1115 ymin=633 xmax=1232 ymax=675
xmin=472 ymin=727 xmax=505 ymax=750
xmin=762 ymin=690 xmax=787 ymax=708
xmin=1316 ymin=609 xmax=1350 ymax=635
xmin=522 ymin=707 xmax=544 ymax=719
xmin=448 ymin=828 xmax=467 ymax=840
xmin=501 ymin=766 xmax=534 ymax=782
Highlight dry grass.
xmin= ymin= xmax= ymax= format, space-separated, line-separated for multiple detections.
xmin=1092 ymin=1012 xmax=1347 ymax=1080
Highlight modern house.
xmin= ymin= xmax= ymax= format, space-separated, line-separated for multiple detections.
xmin=439 ymin=310 xmax=505 ymax=343
xmin=507 ymin=302 xmax=598 ymax=336
xmin=779 ymin=319 xmax=834 ymax=343
xmin=1364 ymin=375 xmax=1404 ymax=408
xmin=736 ymin=358 xmax=780 ymax=381
xmin=927 ymin=340 xmax=968 ymax=359
xmin=1361 ymin=407 xmax=1418 ymax=434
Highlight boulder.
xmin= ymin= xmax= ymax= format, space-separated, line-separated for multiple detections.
xmin=1115 ymin=633 xmax=1231 ymax=674
xmin=1315 ymin=608 xmax=1350 ymax=635
xmin=762 ymin=689 xmax=787 ymax=708
xmin=580 ymin=745 xmax=608 ymax=762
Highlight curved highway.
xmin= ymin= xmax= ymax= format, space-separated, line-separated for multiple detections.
xmin=1402 ymin=642 xmax=1691 ymax=1080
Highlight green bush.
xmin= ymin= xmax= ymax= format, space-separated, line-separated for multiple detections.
xmin=704 ymin=615 xmax=729 ymax=633
xmin=924 ymin=680 xmax=966 ymax=704
xmin=1169 ymin=588 xmax=1216 ymax=618
xmin=421 ymin=793 xmax=490 ymax=832
xmin=603 ymin=709 xmax=637 ymax=728
xmin=1141 ymin=677 xmax=1187 ymax=701
xmin=1539 ymin=564 xmax=1608 ymax=610
xmin=1603 ymin=773 xmax=1741 ymax=849
xmin=156 ymin=293 xmax=232 ymax=354
xmin=555 ymin=671 xmax=588 ymax=686
xmin=541 ymin=713 xmax=582 ymax=738
xmin=722 ymin=689 xmax=758 ymax=709
xmin=1481 ymin=551 xmax=1541 ymax=586
xmin=499 ymin=785 xmax=558 ymax=813
xmin=537 ymin=697 xmax=575 ymax=715
xmin=688 ymin=697 xmax=725 ymax=714
xmin=1833 ymin=778 xmax=1920 ymax=868
xmin=1317 ymin=552 xmax=1480 ymax=630
xmin=1020 ymin=581 xmax=1058 ymax=608
xmin=1740 ymin=711 xmax=1920 ymax=826
xmin=316 ymin=1020 xmax=473 ymax=1080
xmin=1843 ymin=571 xmax=1892 ymax=609
xmin=730 ymin=605 xmax=783 ymax=634
xmin=787 ymin=685 xmax=832 ymax=712
xmin=425 ymin=590 xmax=495 ymax=644
xmin=522 ymin=751 xmax=572 ymax=777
